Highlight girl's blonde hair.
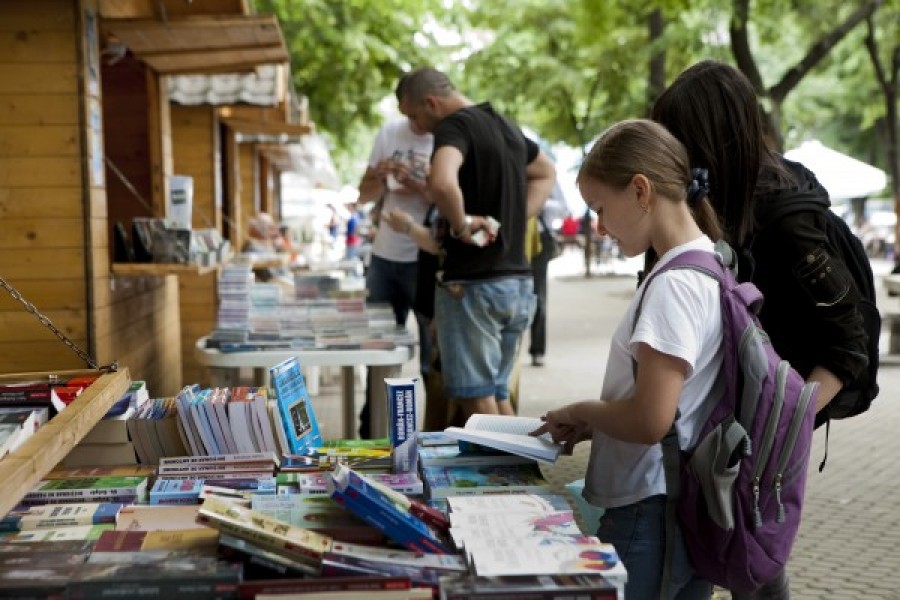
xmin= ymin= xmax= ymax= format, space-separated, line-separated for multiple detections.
xmin=578 ymin=119 xmax=722 ymax=241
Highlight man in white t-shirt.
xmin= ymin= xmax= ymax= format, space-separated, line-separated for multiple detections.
xmin=356 ymin=88 xmax=434 ymax=437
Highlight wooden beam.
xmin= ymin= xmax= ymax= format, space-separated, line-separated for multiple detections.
xmin=99 ymin=0 xmax=249 ymax=19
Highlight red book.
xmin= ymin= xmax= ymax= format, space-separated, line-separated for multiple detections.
xmin=237 ymin=575 xmax=411 ymax=600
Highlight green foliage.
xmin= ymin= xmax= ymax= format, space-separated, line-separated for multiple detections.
xmin=255 ymin=0 xmax=452 ymax=182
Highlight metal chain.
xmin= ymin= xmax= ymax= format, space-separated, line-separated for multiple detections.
xmin=0 ymin=275 xmax=117 ymax=372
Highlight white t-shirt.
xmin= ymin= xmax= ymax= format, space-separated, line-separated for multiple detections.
xmin=582 ymin=236 xmax=724 ymax=509
xmin=367 ymin=118 xmax=433 ymax=263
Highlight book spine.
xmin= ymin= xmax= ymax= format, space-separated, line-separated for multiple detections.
xmin=157 ymin=462 xmax=273 ymax=474
xmin=237 ymin=575 xmax=411 ymax=600
xmin=67 ymin=579 xmax=239 ymax=599
xmin=23 ymin=486 xmax=144 ymax=502
xmin=19 ymin=494 xmax=139 ymax=507
xmin=158 ymin=451 xmax=275 ymax=466
xmin=158 ymin=471 xmax=273 ymax=481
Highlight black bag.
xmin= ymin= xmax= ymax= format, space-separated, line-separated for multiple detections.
xmin=762 ymin=203 xmax=880 ymax=421
xmin=538 ymin=214 xmax=561 ymax=260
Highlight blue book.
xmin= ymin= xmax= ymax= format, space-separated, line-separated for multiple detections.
xmin=149 ymin=478 xmax=203 ymax=505
xmin=327 ymin=465 xmax=452 ymax=554
xmin=384 ymin=377 xmax=418 ymax=474
xmin=269 ymin=357 xmax=322 ymax=454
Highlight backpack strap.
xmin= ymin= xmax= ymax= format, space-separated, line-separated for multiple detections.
xmin=633 ymin=241 xmax=740 ymax=599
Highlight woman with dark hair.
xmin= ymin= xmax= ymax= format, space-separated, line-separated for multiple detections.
xmin=651 ymin=59 xmax=869 ymax=600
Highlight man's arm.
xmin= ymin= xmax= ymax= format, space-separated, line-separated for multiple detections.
xmin=525 ymin=150 xmax=556 ymax=218
xmin=428 ymin=145 xmax=467 ymax=234
xmin=358 ymin=166 xmax=386 ymax=204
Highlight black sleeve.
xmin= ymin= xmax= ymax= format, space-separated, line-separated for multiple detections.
xmin=752 ymin=209 xmax=869 ymax=385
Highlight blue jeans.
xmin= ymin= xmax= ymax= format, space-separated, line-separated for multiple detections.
xmin=596 ymin=495 xmax=711 ymax=600
xmin=434 ymin=277 xmax=535 ymax=400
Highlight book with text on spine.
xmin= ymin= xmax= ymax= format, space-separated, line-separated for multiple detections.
xmin=327 ymin=464 xmax=452 ymax=554
xmin=385 ymin=376 xmax=419 ymax=474
xmin=443 ymin=414 xmax=562 ymax=464
xmin=197 ymin=495 xmax=333 ymax=568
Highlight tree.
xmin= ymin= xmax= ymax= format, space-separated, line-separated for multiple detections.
xmin=862 ymin=5 xmax=900 ymax=259
xmin=730 ymin=0 xmax=883 ymax=149
xmin=255 ymin=0 xmax=453 ymax=180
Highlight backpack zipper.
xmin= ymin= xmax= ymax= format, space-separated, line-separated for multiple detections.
xmin=751 ymin=360 xmax=789 ymax=528
xmin=771 ymin=381 xmax=817 ymax=523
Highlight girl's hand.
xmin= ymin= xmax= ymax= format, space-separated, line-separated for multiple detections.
xmin=382 ymin=209 xmax=414 ymax=234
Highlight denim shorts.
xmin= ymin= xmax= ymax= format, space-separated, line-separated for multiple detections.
xmin=597 ymin=495 xmax=711 ymax=600
xmin=434 ymin=276 xmax=536 ymax=400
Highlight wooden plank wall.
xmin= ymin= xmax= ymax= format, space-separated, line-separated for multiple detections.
xmin=170 ymin=103 xmax=219 ymax=386
xmin=0 ymin=1 xmax=90 ymax=371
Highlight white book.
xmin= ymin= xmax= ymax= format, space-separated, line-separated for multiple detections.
xmin=443 ymin=414 xmax=562 ymax=464
xmin=446 ymin=492 xmax=572 ymax=516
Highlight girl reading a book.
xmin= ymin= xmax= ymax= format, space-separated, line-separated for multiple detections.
xmin=530 ymin=119 xmax=722 ymax=600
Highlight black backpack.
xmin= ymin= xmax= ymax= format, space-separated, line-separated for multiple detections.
xmin=761 ymin=202 xmax=881 ymax=421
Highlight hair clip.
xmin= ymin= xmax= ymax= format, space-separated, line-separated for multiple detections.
xmin=687 ymin=168 xmax=710 ymax=206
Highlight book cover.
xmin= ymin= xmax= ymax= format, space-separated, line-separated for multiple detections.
xmin=446 ymin=492 xmax=573 ymax=516
xmin=330 ymin=541 xmax=467 ymax=572
xmin=269 ymin=357 xmax=323 ymax=453
xmin=291 ymin=470 xmax=423 ymax=495
xmin=417 ymin=431 xmax=458 ymax=447
xmin=466 ymin=540 xmax=627 ymax=582
xmin=443 ymin=414 xmax=562 ymax=464
xmin=196 ymin=495 xmax=333 ymax=567
xmin=6 ymin=502 xmax=122 ymax=531
xmin=0 ymin=551 xmax=88 ymax=600
xmin=385 ymin=377 xmax=419 ymax=474
xmin=148 ymin=478 xmax=203 ymax=505
xmin=422 ymin=463 xmax=550 ymax=500
xmin=438 ymin=573 xmax=618 ymax=600
xmin=23 ymin=476 xmax=148 ymax=503
xmin=418 ymin=444 xmax=539 ymax=467
xmin=449 ymin=511 xmax=594 ymax=550
xmin=327 ymin=465 xmax=451 ymax=554
xmin=250 ymin=494 xmax=369 ymax=529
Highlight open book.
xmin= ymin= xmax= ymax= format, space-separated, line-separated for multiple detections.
xmin=443 ymin=415 xmax=562 ymax=464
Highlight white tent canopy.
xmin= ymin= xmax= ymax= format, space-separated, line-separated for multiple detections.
xmin=784 ymin=140 xmax=887 ymax=200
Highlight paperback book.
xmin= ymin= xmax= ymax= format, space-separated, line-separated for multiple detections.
xmin=1 ymin=502 xmax=122 ymax=532
xmin=418 ymin=444 xmax=538 ymax=468
xmin=196 ymin=495 xmax=333 ymax=568
xmin=422 ymin=463 xmax=550 ymax=500
xmin=269 ymin=357 xmax=323 ymax=453
xmin=327 ymin=465 xmax=451 ymax=554
xmin=22 ymin=476 xmax=148 ymax=505
xmin=443 ymin=414 xmax=562 ymax=464
xmin=385 ymin=376 xmax=419 ymax=474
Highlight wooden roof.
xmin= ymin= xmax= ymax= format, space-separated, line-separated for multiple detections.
xmin=100 ymin=14 xmax=289 ymax=75
xmin=222 ymin=117 xmax=314 ymax=143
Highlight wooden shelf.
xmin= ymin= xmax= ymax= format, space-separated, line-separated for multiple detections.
xmin=0 ymin=368 xmax=131 ymax=517
xmin=111 ymin=262 xmax=218 ymax=277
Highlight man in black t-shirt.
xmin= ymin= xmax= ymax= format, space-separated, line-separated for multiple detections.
xmin=397 ymin=67 xmax=556 ymax=419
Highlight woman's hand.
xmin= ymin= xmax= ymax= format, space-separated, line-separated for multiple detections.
xmin=529 ymin=405 xmax=590 ymax=454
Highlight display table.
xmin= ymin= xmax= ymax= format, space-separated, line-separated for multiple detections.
xmin=194 ymin=337 xmax=412 ymax=438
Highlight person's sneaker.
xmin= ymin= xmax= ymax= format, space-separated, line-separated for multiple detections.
xmin=531 ymin=354 xmax=545 ymax=367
